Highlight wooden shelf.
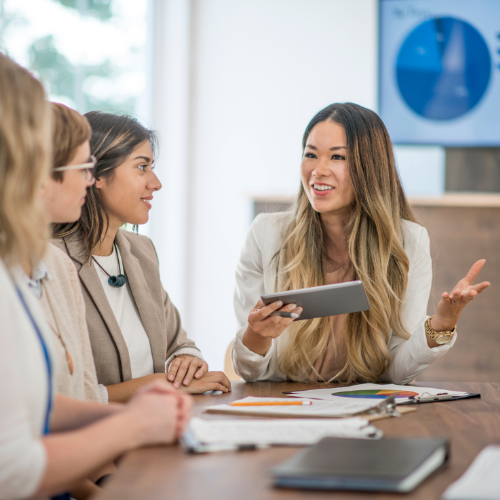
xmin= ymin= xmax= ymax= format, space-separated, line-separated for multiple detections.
xmin=409 ymin=193 xmax=500 ymax=207
xmin=251 ymin=193 xmax=500 ymax=208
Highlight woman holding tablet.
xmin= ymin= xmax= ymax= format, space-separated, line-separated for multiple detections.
xmin=232 ymin=103 xmax=490 ymax=384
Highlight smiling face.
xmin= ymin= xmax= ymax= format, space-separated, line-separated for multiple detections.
xmin=95 ymin=140 xmax=161 ymax=227
xmin=301 ymin=120 xmax=355 ymax=217
xmin=39 ymin=140 xmax=93 ymax=223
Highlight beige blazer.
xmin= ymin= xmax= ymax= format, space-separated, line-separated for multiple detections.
xmin=40 ymin=244 xmax=101 ymax=401
xmin=52 ymin=230 xmax=201 ymax=386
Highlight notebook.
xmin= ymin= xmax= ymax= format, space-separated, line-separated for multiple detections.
xmin=442 ymin=445 xmax=500 ymax=499
xmin=273 ymin=436 xmax=449 ymax=492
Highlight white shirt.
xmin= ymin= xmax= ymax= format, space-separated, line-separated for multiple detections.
xmin=24 ymin=258 xmax=51 ymax=299
xmin=0 ymin=260 xmax=55 ymax=500
xmin=232 ymin=212 xmax=457 ymax=384
xmin=93 ymin=246 xmax=154 ymax=379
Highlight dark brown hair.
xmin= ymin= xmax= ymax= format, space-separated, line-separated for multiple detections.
xmin=51 ymin=102 xmax=91 ymax=181
xmin=53 ymin=111 xmax=158 ymax=259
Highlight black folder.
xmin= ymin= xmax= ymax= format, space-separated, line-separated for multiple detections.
xmin=273 ymin=436 xmax=449 ymax=492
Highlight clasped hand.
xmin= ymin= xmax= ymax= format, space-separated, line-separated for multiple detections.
xmin=167 ymin=355 xmax=231 ymax=393
xmin=126 ymin=379 xmax=192 ymax=445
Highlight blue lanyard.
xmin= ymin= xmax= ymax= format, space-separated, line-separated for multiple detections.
xmin=15 ymin=284 xmax=71 ymax=500
xmin=14 ymin=285 xmax=53 ymax=434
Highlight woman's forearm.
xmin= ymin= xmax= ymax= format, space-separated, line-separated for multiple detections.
xmin=38 ymin=411 xmax=145 ymax=497
xmin=70 ymin=478 xmax=101 ymax=500
xmin=51 ymin=394 xmax=122 ymax=432
xmin=106 ymin=373 xmax=167 ymax=403
xmin=242 ymin=325 xmax=273 ymax=356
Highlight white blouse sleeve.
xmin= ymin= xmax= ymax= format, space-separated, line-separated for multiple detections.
xmin=0 ymin=304 xmax=46 ymax=499
xmin=381 ymin=224 xmax=457 ymax=384
xmin=232 ymin=215 xmax=279 ymax=382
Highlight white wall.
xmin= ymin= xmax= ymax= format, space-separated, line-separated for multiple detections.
xmin=187 ymin=0 xmax=379 ymax=370
xmin=148 ymin=0 xmax=444 ymax=371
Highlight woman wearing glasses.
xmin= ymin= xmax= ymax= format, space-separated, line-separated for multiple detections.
xmin=33 ymin=103 xmax=100 ymax=406
xmin=53 ymin=111 xmax=231 ymax=403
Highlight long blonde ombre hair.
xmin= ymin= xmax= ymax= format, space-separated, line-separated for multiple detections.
xmin=274 ymin=103 xmax=417 ymax=383
xmin=0 ymin=54 xmax=51 ymax=268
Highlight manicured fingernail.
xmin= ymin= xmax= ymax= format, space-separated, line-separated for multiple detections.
xmin=291 ymin=313 xmax=300 ymax=319
xmin=289 ymin=304 xmax=297 ymax=310
xmin=174 ymin=381 xmax=180 ymax=388
xmin=296 ymin=307 xmax=303 ymax=313
xmin=184 ymin=379 xmax=190 ymax=385
xmin=276 ymin=301 xmax=283 ymax=307
xmin=168 ymin=374 xmax=174 ymax=381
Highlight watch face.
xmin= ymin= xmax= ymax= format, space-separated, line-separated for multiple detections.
xmin=435 ymin=334 xmax=453 ymax=345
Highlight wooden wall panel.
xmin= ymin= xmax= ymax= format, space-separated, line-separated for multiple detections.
xmin=412 ymin=205 xmax=500 ymax=382
xmin=445 ymin=147 xmax=500 ymax=192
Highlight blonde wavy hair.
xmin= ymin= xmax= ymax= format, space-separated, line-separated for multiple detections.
xmin=274 ymin=103 xmax=416 ymax=384
xmin=0 ymin=53 xmax=51 ymax=268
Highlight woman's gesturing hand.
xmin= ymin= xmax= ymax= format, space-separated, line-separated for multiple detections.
xmin=431 ymin=259 xmax=490 ymax=333
xmin=167 ymin=355 xmax=209 ymax=389
xmin=242 ymin=299 xmax=303 ymax=356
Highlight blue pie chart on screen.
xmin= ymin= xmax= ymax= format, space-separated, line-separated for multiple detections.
xmin=396 ymin=17 xmax=491 ymax=120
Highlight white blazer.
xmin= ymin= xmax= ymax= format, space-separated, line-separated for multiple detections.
xmin=232 ymin=212 xmax=456 ymax=384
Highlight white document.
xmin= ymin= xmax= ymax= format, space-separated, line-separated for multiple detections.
xmin=442 ymin=445 xmax=500 ymax=500
xmin=189 ymin=416 xmax=381 ymax=446
xmin=205 ymin=396 xmax=384 ymax=418
xmin=288 ymin=383 xmax=469 ymax=405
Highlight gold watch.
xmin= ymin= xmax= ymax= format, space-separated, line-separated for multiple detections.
xmin=425 ymin=315 xmax=456 ymax=345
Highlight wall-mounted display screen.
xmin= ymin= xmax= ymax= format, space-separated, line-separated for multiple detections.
xmin=379 ymin=0 xmax=500 ymax=146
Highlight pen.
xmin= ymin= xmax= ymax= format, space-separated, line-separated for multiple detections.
xmin=230 ymin=401 xmax=313 ymax=406
xmin=269 ymin=311 xmax=300 ymax=319
xmin=188 ymin=443 xmax=269 ymax=454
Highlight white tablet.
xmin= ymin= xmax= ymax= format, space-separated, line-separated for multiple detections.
xmin=261 ymin=280 xmax=370 ymax=320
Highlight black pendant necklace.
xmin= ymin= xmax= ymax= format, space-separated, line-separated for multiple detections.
xmin=92 ymin=243 xmax=127 ymax=288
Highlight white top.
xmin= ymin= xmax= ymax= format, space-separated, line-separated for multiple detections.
xmin=232 ymin=212 xmax=457 ymax=384
xmin=0 ymin=259 xmax=55 ymax=500
xmin=93 ymin=246 xmax=154 ymax=379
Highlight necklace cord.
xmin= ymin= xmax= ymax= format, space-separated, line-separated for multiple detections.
xmin=92 ymin=243 xmax=127 ymax=288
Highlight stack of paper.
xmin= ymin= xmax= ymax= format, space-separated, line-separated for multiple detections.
xmin=287 ymin=383 xmax=472 ymax=405
xmin=189 ymin=416 xmax=382 ymax=447
xmin=442 ymin=445 xmax=500 ymax=499
xmin=205 ymin=396 xmax=385 ymax=418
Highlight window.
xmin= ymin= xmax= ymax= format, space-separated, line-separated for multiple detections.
xmin=0 ymin=0 xmax=149 ymax=117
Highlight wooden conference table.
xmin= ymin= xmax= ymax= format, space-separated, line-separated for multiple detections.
xmin=94 ymin=381 xmax=500 ymax=500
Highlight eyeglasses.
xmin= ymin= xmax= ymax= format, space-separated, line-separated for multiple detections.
xmin=53 ymin=155 xmax=97 ymax=182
